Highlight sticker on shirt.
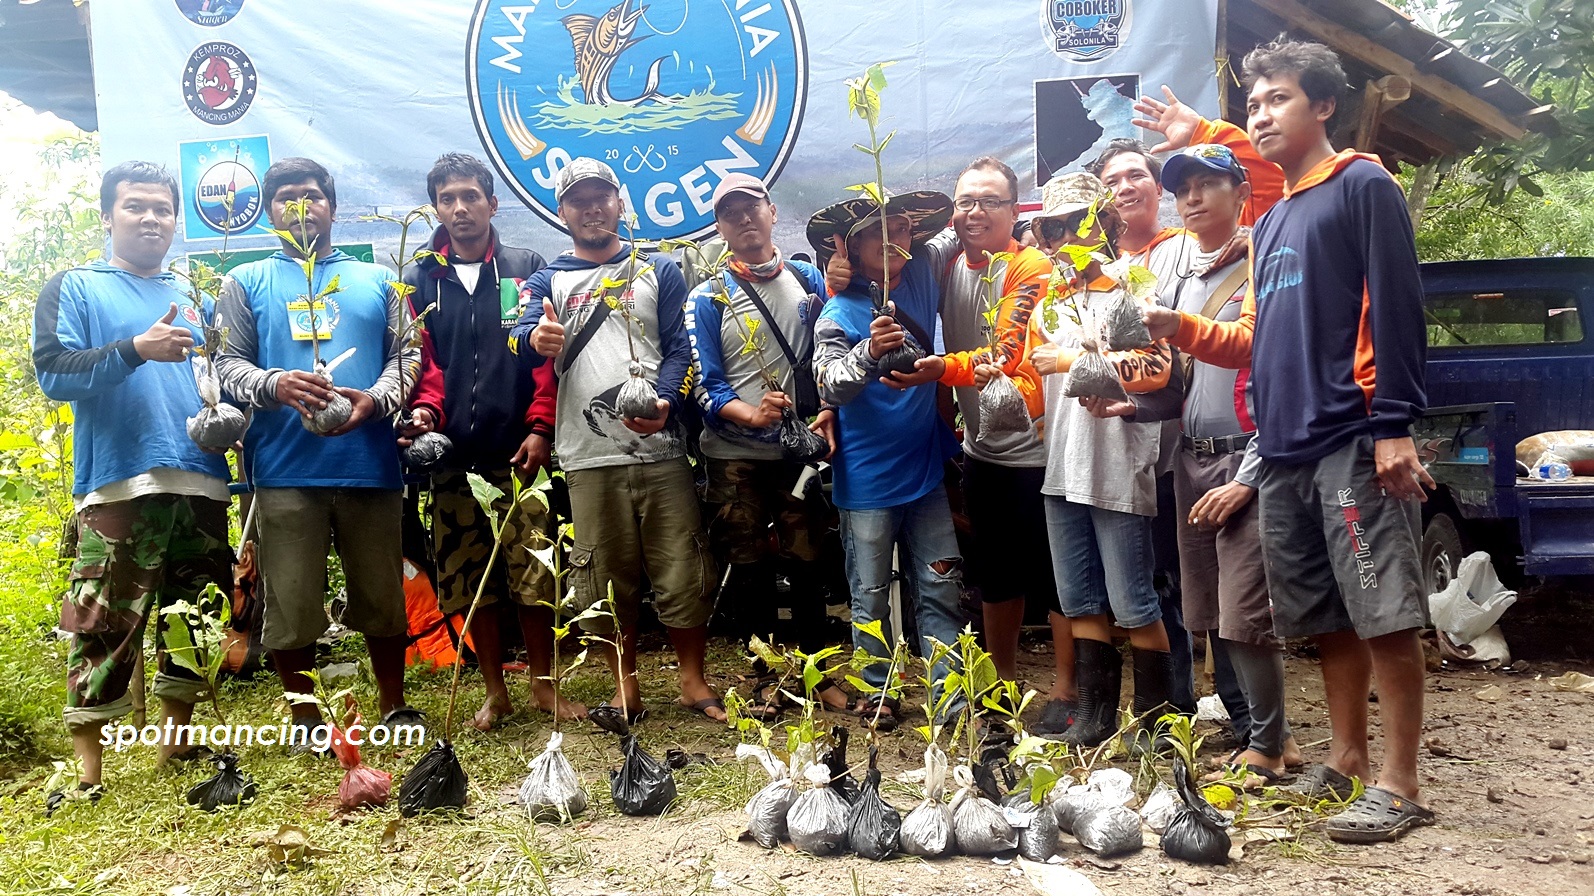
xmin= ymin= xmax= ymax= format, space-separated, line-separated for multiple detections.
xmin=286 ymin=298 xmax=340 ymax=341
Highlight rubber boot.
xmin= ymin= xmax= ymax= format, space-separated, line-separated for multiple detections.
xmin=1130 ymin=647 xmax=1176 ymax=755
xmin=1060 ymin=639 xmax=1122 ymax=748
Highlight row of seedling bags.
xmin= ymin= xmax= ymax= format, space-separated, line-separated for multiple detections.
xmin=741 ymin=734 xmax=1234 ymax=865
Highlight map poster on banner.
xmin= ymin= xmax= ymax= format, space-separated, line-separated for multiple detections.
xmin=91 ymin=0 xmax=1219 ymax=257
xmin=178 ymin=134 xmax=273 ymax=242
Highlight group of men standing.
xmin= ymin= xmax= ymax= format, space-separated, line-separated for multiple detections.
xmin=34 ymin=35 xmax=1434 ymax=844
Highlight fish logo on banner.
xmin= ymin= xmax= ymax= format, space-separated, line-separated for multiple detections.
xmin=175 ymin=0 xmax=248 ymax=27
xmin=1043 ymin=0 xmax=1132 ymax=62
xmin=182 ymin=42 xmax=258 ymax=125
xmin=468 ymin=0 xmax=808 ymax=240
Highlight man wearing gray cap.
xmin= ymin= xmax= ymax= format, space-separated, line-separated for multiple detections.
xmin=508 ymin=157 xmax=722 ymax=722
xmin=684 ymin=174 xmax=845 ymax=715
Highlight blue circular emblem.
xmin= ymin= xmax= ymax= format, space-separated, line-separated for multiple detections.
xmin=195 ymin=159 xmax=263 ymax=235
xmin=1042 ymin=0 xmax=1133 ymax=63
xmin=468 ymin=0 xmax=808 ymax=241
xmin=174 ymin=0 xmax=247 ymax=28
xmin=182 ymin=42 xmax=258 ymax=125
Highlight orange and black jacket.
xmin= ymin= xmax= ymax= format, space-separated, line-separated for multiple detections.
xmin=1170 ymin=152 xmax=1426 ymax=464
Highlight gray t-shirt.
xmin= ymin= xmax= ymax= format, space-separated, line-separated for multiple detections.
xmin=689 ymin=267 xmax=821 ymax=460
xmin=542 ymin=255 xmax=689 ymax=471
xmin=1170 ymin=251 xmax=1263 ymax=487
xmin=1037 ymin=284 xmax=1163 ymax=516
xmin=940 ymin=253 xmax=1046 ymax=468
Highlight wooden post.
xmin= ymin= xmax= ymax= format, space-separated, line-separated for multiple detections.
xmin=1355 ymin=74 xmax=1412 ymax=154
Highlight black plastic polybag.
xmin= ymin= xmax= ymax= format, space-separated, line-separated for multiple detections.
xmin=1062 ymin=339 xmax=1129 ymax=401
xmin=786 ymin=763 xmax=850 ymax=855
xmin=187 ymin=403 xmax=248 ymax=451
xmin=846 ymin=747 xmax=900 ymax=860
xmin=1161 ymin=756 xmax=1232 ymax=864
xmin=978 ymin=373 xmax=1030 ymax=438
xmin=185 ymin=751 xmax=256 ymax=812
xmin=1101 ymin=289 xmax=1153 ymax=351
xmin=610 ymin=734 xmax=677 ymax=816
xmin=819 ymin=726 xmax=861 ymax=805
xmin=401 ymin=430 xmax=452 ymax=473
xmin=588 ymin=703 xmax=631 ymax=736
xmin=398 ymin=740 xmax=469 ymax=817
xmin=617 ymin=362 xmax=663 ymax=419
xmin=779 ymin=409 xmax=829 ymax=463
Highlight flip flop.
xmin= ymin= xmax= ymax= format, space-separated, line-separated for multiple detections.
xmin=1285 ymin=763 xmax=1357 ymax=801
xmin=1322 ymin=786 xmax=1435 ymax=843
xmin=681 ymin=696 xmax=727 ymax=721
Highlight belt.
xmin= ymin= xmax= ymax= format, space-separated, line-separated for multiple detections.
xmin=1182 ymin=432 xmax=1256 ymax=456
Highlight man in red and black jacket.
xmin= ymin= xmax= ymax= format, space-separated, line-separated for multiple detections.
xmin=399 ymin=153 xmax=583 ymax=728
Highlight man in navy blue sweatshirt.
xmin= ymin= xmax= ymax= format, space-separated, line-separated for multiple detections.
xmin=33 ymin=162 xmax=233 ymax=806
xmin=1146 ymin=38 xmax=1434 ymax=842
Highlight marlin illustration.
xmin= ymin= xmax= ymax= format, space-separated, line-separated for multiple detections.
xmin=561 ymin=0 xmax=675 ymax=107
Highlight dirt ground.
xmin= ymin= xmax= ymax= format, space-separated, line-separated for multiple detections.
xmin=521 ymin=583 xmax=1594 ymax=896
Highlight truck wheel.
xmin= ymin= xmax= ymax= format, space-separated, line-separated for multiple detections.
xmin=1422 ymin=512 xmax=1465 ymax=597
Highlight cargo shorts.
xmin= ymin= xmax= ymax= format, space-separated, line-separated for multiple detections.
xmin=564 ymin=456 xmax=714 ymax=632
xmin=430 ymin=468 xmax=556 ymax=614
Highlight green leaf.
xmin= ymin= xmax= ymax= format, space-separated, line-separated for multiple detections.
xmin=866 ymin=61 xmax=894 ymax=92
xmin=844 ymin=674 xmax=880 ymax=695
xmin=466 ymin=472 xmax=504 ymax=516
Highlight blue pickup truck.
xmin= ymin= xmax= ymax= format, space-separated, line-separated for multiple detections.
xmin=1413 ymin=257 xmax=1594 ymax=594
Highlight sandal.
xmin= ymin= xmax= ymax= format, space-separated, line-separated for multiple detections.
xmin=1203 ymin=762 xmax=1286 ymax=792
xmin=857 ymin=696 xmax=900 ymax=733
xmin=1323 ymin=786 xmax=1435 ymax=843
xmin=745 ymin=675 xmax=789 ymax=721
xmin=1285 ymin=763 xmax=1357 ymax=801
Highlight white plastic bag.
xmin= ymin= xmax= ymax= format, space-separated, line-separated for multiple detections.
xmin=786 ymin=762 xmax=849 ymax=856
xmin=899 ymin=745 xmax=956 ymax=857
xmin=738 ymin=745 xmax=795 ymax=849
xmin=1072 ymin=803 xmax=1143 ymax=856
xmin=1139 ymin=782 xmax=1179 ymax=834
xmin=518 ymin=732 xmax=587 ymax=822
xmin=1427 ymin=552 xmax=1517 ymax=644
xmin=949 ymin=764 xmax=1017 ymax=855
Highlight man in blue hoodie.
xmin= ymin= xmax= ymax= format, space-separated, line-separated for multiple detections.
xmin=1146 ymin=39 xmax=1433 ymax=842
xmin=510 ymin=158 xmax=721 ymax=722
xmin=33 ymin=161 xmax=233 ymax=805
xmin=215 ymin=157 xmax=419 ymax=746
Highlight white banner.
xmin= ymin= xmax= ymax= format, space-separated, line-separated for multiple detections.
xmin=92 ymin=0 xmax=1219 ymax=257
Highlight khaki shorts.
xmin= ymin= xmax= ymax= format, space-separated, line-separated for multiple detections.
xmin=431 ymin=468 xmax=556 ymax=614
xmin=565 ymin=457 xmax=714 ymax=632
xmin=255 ymin=487 xmax=407 ymax=650
xmin=1175 ymin=448 xmax=1274 ymax=646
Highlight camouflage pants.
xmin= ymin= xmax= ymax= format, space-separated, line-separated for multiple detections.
xmin=703 ymin=457 xmax=824 ymax=565
xmin=61 ymin=495 xmax=232 ymax=731
xmin=431 ymin=468 xmax=556 ymax=615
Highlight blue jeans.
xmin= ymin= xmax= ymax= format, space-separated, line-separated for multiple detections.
xmin=1044 ymin=496 xmax=1161 ymax=629
xmin=840 ymin=485 xmax=964 ymax=701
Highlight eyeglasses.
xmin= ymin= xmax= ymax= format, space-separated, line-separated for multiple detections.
xmin=1034 ymin=211 xmax=1087 ymax=245
xmin=953 ymin=197 xmax=1016 ymax=213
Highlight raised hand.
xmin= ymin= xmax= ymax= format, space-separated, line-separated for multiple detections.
xmin=531 ymin=298 xmax=566 ymax=357
xmin=1132 ymin=85 xmax=1202 ymax=155
xmin=825 ymin=235 xmax=853 ymax=295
